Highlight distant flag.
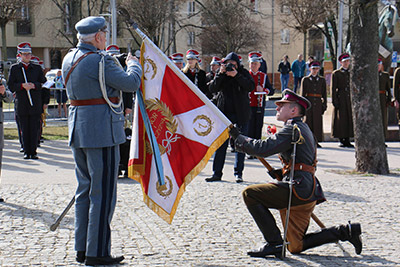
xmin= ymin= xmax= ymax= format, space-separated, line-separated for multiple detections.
xmin=128 ymin=37 xmax=231 ymax=223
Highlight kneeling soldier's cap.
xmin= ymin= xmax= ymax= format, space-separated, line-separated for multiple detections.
xmin=75 ymin=16 xmax=107 ymax=35
xmin=17 ymin=42 xmax=32 ymax=54
xmin=338 ymin=53 xmax=350 ymax=62
xmin=310 ymin=61 xmax=321 ymax=68
xmin=276 ymin=89 xmax=311 ymax=110
xmin=106 ymin=44 xmax=120 ymax=55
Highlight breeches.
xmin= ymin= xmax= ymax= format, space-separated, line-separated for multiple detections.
xmin=72 ymin=145 xmax=120 ymax=257
xmin=243 ymin=183 xmax=316 ymax=253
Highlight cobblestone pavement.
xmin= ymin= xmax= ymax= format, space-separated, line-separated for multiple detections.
xmin=1 ymin=140 xmax=400 ymax=266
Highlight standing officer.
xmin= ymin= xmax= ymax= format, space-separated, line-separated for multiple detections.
xmin=247 ymin=51 xmax=274 ymax=159
xmin=378 ymin=59 xmax=392 ymax=139
xmin=0 ymin=75 xmax=13 ymax=202
xmin=331 ymin=53 xmax=354 ymax=148
xmin=393 ymin=64 xmax=400 ymax=124
xmin=300 ymin=61 xmax=327 ymax=146
xmin=62 ymin=16 xmax=142 ymax=265
xmin=230 ymin=89 xmax=362 ymax=258
xmin=8 ymin=42 xmax=46 ymax=159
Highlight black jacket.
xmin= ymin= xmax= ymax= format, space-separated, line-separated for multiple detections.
xmin=209 ymin=67 xmax=254 ymax=125
xmin=8 ymin=62 xmax=46 ymax=115
xmin=183 ymin=69 xmax=212 ymax=99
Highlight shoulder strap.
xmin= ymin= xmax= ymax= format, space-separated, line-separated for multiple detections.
xmin=64 ymin=51 xmax=96 ymax=85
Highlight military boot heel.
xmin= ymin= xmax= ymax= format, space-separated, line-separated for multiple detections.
xmin=346 ymin=222 xmax=362 ymax=255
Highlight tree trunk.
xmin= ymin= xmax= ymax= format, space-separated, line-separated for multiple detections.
xmin=1 ymin=23 xmax=8 ymax=78
xmin=350 ymin=0 xmax=389 ymax=174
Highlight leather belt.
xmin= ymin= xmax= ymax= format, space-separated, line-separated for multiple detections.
xmin=306 ymin=93 xmax=322 ymax=97
xmin=282 ymin=163 xmax=316 ymax=176
xmin=379 ymin=90 xmax=386 ymax=94
xmin=70 ymin=97 xmax=119 ymax=106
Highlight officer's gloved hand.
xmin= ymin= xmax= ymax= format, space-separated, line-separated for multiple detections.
xmin=229 ymin=126 xmax=240 ymax=140
xmin=268 ymin=168 xmax=283 ymax=180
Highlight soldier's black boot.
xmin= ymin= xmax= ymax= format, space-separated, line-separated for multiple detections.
xmin=76 ymin=251 xmax=85 ymax=263
xmin=302 ymin=222 xmax=362 ymax=255
xmin=246 ymin=204 xmax=283 ymax=259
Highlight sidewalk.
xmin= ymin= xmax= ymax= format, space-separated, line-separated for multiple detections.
xmin=1 ymin=139 xmax=399 ymax=266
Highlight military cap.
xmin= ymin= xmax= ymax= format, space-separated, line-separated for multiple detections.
xmin=186 ymin=49 xmax=200 ymax=60
xmin=30 ymin=56 xmax=40 ymax=64
xmin=106 ymin=44 xmax=120 ymax=55
xmin=210 ymin=56 xmax=221 ymax=65
xmin=276 ymin=89 xmax=311 ymax=110
xmin=248 ymin=51 xmax=262 ymax=63
xmin=17 ymin=42 xmax=32 ymax=54
xmin=338 ymin=53 xmax=350 ymax=62
xmin=75 ymin=16 xmax=107 ymax=35
xmin=171 ymin=53 xmax=184 ymax=63
xmin=310 ymin=61 xmax=321 ymax=68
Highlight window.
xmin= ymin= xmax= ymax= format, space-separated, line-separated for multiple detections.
xmin=187 ymin=1 xmax=195 ymax=16
xmin=188 ymin=31 xmax=195 ymax=45
xmin=281 ymin=29 xmax=290 ymax=44
xmin=250 ymin=0 xmax=259 ymax=13
xmin=16 ymin=5 xmax=32 ymax=35
xmin=64 ymin=3 xmax=72 ymax=34
xmin=280 ymin=4 xmax=290 ymax=14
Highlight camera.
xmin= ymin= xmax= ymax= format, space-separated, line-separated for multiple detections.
xmin=225 ymin=63 xmax=235 ymax=72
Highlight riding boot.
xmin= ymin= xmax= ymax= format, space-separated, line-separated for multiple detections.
xmin=246 ymin=204 xmax=283 ymax=258
xmin=302 ymin=222 xmax=362 ymax=254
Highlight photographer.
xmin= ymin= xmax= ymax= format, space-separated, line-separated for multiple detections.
xmin=206 ymin=52 xmax=254 ymax=183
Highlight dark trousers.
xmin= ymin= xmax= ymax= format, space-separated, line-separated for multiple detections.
xmin=248 ymin=106 xmax=265 ymax=140
xmin=293 ymin=76 xmax=303 ymax=93
xmin=213 ymin=113 xmax=248 ymax=178
xmin=19 ymin=114 xmax=41 ymax=156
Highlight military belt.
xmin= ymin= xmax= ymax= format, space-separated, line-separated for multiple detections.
xmin=282 ymin=163 xmax=316 ymax=176
xmin=70 ymin=97 xmax=119 ymax=106
xmin=306 ymin=93 xmax=322 ymax=98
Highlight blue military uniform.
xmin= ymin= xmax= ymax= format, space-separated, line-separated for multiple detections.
xmin=61 ymin=16 xmax=142 ymax=261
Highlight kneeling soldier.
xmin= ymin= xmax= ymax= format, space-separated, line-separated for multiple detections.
xmin=229 ymin=89 xmax=362 ymax=258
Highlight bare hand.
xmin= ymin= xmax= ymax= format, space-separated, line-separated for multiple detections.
xmin=226 ymin=68 xmax=237 ymax=77
xmin=125 ymin=108 xmax=132 ymax=115
xmin=219 ymin=64 xmax=226 ymax=74
xmin=22 ymin=83 xmax=35 ymax=91
xmin=0 ymin=85 xmax=5 ymax=95
xmin=256 ymin=85 xmax=263 ymax=92
xmin=126 ymin=52 xmax=139 ymax=66
xmin=395 ymin=100 xmax=399 ymax=111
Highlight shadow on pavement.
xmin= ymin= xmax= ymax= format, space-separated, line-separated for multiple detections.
xmin=0 ymin=201 xmax=74 ymax=231
xmin=324 ymin=191 xmax=367 ymax=203
xmin=296 ymin=253 xmax=397 ymax=267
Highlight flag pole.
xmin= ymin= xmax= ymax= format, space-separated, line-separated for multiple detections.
xmin=121 ymin=10 xmax=231 ymax=127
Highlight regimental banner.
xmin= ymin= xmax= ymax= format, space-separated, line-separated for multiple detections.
xmin=128 ymin=38 xmax=231 ymax=224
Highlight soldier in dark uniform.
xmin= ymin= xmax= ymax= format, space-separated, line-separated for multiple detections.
xmin=170 ymin=53 xmax=185 ymax=70
xmin=8 ymin=42 xmax=47 ymax=159
xmin=229 ymin=89 xmax=362 ymax=258
xmin=206 ymin=56 xmax=221 ymax=85
xmin=394 ymin=66 xmax=400 ymax=123
xmin=300 ymin=61 xmax=327 ymax=146
xmin=331 ymin=53 xmax=354 ymax=148
xmin=378 ymin=59 xmax=392 ymax=138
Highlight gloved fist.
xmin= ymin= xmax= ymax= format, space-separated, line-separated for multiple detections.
xmin=268 ymin=168 xmax=283 ymax=180
xmin=229 ymin=126 xmax=240 ymax=140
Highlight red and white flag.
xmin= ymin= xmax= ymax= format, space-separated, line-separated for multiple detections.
xmin=128 ymin=38 xmax=231 ymax=223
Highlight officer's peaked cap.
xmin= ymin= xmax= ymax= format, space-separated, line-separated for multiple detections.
xmin=75 ymin=16 xmax=107 ymax=35
xmin=276 ymin=89 xmax=311 ymax=110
